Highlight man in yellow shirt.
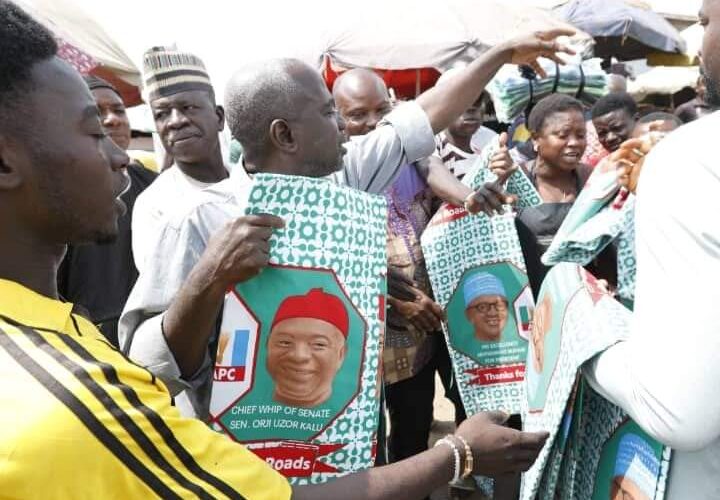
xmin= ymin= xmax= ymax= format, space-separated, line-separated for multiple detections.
xmin=0 ymin=2 xmax=549 ymax=498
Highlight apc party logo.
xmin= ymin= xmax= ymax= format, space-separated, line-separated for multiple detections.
xmin=210 ymin=291 xmax=260 ymax=416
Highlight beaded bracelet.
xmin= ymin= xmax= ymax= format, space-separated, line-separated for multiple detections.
xmin=434 ymin=436 xmax=462 ymax=483
xmin=453 ymin=435 xmax=474 ymax=479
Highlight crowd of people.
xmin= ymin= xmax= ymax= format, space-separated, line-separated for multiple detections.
xmin=1 ymin=0 xmax=720 ymax=498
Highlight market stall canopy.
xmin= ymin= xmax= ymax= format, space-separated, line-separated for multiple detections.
xmin=627 ymin=65 xmax=700 ymax=100
xmin=17 ymin=0 xmax=588 ymax=103
xmin=647 ymin=23 xmax=703 ymax=66
xmin=637 ymin=0 xmax=701 ymax=20
xmin=525 ymin=0 xmax=701 ymax=23
xmin=553 ymin=0 xmax=685 ymax=60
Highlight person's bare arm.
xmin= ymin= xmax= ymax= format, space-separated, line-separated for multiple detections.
xmin=162 ymin=214 xmax=284 ymax=377
xmin=419 ymin=156 xmax=474 ymax=206
xmin=292 ymin=444 xmax=453 ymax=500
xmin=423 ymin=132 xmax=518 ymax=211
xmin=292 ymin=411 xmax=548 ymax=500
xmin=416 ymin=30 xmax=574 ymax=134
xmin=388 ymin=286 xmax=445 ymax=333
xmin=418 ymin=156 xmax=517 ymax=217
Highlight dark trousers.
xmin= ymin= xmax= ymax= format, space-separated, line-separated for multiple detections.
xmin=385 ymin=334 xmax=467 ymax=462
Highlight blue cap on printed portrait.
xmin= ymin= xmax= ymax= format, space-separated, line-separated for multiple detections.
xmin=613 ymin=433 xmax=660 ymax=497
xmin=463 ymin=272 xmax=507 ymax=308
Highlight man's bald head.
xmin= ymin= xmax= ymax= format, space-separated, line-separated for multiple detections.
xmin=333 ymin=68 xmax=391 ymax=136
xmin=332 ymin=68 xmax=388 ymax=100
xmin=225 ymin=58 xmax=306 ymax=164
xmin=225 ymin=58 xmax=346 ymax=177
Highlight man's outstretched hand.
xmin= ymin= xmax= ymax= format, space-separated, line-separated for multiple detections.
xmin=502 ymin=29 xmax=577 ymax=78
xmin=389 ymin=286 xmax=445 ymax=334
xmin=611 ymin=126 xmax=666 ymax=193
xmin=465 ymin=165 xmax=518 ymax=216
xmin=455 ymin=411 xmax=549 ymax=477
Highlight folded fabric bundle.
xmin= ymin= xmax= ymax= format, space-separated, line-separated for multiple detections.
xmin=541 ymin=163 xmax=637 ymax=304
xmin=488 ymin=58 xmax=608 ymax=123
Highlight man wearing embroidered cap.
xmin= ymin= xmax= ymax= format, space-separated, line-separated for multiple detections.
xmin=266 ymin=288 xmax=349 ymax=408
xmin=131 ymin=46 xmax=232 ymax=272
xmin=464 ymin=272 xmax=509 ymax=342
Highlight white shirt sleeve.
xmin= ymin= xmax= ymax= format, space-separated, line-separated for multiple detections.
xmin=120 ymin=213 xmax=211 ymax=397
xmin=583 ymin=120 xmax=720 ymax=451
xmin=130 ymin=188 xmax=162 ymax=275
xmin=340 ymin=101 xmax=435 ymax=194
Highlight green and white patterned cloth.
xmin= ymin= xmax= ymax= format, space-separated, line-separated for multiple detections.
xmin=210 ymin=174 xmax=387 ymax=485
xmin=464 ymin=134 xmax=543 ymax=208
xmin=560 ymin=383 xmax=671 ymax=500
xmin=541 ymin=165 xmax=637 ymax=304
xmin=421 ymin=144 xmax=541 ymax=417
xmin=520 ymin=263 xmax=669 ymax=499
xmin=520 ymin=263 xmax=630 ymax=498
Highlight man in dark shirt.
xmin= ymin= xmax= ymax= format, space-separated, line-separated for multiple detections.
xmin=58 ymin=76 xmax=156 ymax=345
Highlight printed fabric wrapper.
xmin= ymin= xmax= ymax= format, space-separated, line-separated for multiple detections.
xmin=209 ymin=174 xmax=387 ymax=485
xmin=536 ymin=378 xmax=584 ymax=498
xmin=442 ymin=148 xmax=543 ymax=497
xmin=554 ymin=383 xmax=672 ymax=500
xmin=541 ymin=163 xmax=637 ymax=303
xmin=421 ymin=152 xmax=540 ymax=417
xmin=520 ymin=263 xmax=632 ymax=499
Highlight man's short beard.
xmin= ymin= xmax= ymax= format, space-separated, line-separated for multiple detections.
xmin=703 ymin=73 xmax=720 ymax=108
xmin=303 ymin=159 xmax=342 ymax=178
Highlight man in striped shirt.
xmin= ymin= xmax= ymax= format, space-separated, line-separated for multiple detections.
xmin=433 ymin=71 xmax=498 ymax=180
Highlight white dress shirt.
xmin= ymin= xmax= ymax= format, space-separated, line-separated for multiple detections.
xmin=584 ymin=112 xmax=720 ymax=499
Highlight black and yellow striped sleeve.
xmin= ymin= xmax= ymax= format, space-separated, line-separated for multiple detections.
xmin=0 ymin=315 xmax=291 ymax=500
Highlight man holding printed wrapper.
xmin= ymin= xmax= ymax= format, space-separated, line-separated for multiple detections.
xmin=113 ymin=18 xmax=576 ymax=497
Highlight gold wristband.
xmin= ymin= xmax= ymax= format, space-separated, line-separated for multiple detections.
xmin=453 ymin=435 xmax=474 ymax=479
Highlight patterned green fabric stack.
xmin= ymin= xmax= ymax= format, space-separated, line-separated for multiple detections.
xmin=209 ymin=174 xmax=387 ymax=484
xmin=487 ymin=58 xmax=608 ymax=123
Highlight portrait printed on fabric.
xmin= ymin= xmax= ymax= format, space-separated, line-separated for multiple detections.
xmin=446 ymin=262 xmax=532 ymax=368
xmin=592 ymin=421 xmax=663 ymax=500
xmin=525 ymin=279 xmax=563 ymax=412
xmin=210 ymin=265 xmax=366 ymax=442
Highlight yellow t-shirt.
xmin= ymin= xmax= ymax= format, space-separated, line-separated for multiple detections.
xmin=0 ymin=279 xmax=291 ymax=500
xmin=129 ymin=150 xmax=159 ymax=173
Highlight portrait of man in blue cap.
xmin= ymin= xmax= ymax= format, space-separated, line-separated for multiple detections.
xmin=609 ymin=433 xmax=659 ymax=500
xmin=463 ymin=271 xmax=509 ymax=342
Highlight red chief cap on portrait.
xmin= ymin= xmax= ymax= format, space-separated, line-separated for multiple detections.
xmin=271 ymin=288 xmax=350 ymax=338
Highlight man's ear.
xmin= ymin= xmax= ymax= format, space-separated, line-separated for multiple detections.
xmin=269 ymin=118 xmax=298 ymax=154
xmin=0 ymin=135 xmax=24 ymax=190
xmin=215 ymin=105 xmax=225 ymax=131
xmin=338 ymin=343 xmax=348 ymax=365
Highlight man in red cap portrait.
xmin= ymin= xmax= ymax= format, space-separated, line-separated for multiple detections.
xmin=266 ymin=288 xmax=350 ymax=408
